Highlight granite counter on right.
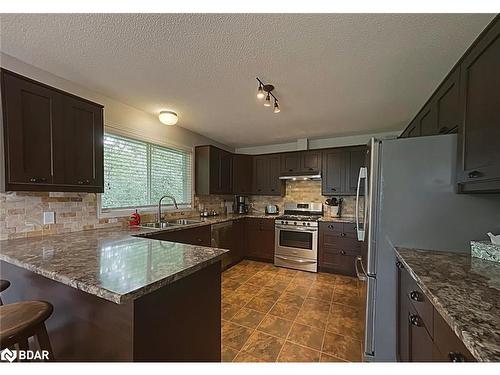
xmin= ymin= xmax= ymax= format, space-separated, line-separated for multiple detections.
xmin=394 ymin=247 xmax=500 ymax=362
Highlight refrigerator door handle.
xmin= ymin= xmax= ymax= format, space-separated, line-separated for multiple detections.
xmin=355 ymin=256 xmax=367 ymax=281
xmin=356 ymin=167 xmax=367 ymax=241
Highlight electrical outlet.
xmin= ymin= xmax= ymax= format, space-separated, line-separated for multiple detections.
xmin=43 ymin=211 xmax=55 ymax=225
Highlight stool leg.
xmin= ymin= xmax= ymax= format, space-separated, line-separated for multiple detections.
xmin=35 ymin=325 xmax=54 ymax=361
xmin=18 ymin=338 xmax=29 ymax=362
xmin=0 ymin=296 xmax=3 ymax=306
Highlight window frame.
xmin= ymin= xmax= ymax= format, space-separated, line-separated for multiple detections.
xmin=98 ymin=127 xmax=195 ymax=218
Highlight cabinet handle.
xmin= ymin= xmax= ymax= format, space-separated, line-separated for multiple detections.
xmin=409 ymin=290 xmax=421 ymax=301
xmin=288 ymin=169 xmax=293 ymax=172
xmin=340 ymin=250 xmax=346 ymax=255
xmin=438 ymin=126 xmax=449 ymax=134
xmin=340 ymin=233 xmax=346 ymax=237
xmin=271 ymin=189 xmax=275 ymax=192
xmin=328 ymin=224 xmax=334 ymax=229
xmin=409 ymin=314 xmax=421 ymax=327
xmin=448 ymin=352 xmax=466 ymax=362
xmin=29 ymin=177 xmax=47 ymax=183
xmin=396 ymin=261 xmax=404 ymax=269
xmin=308 ymin=168 xmax=314 ymax=171
xmin=331 ymin=188 xmax=336 ymax=191
xmin=468 ymin=170 xmax=482 ymax=179
xmin=197 ymin=238 xmax=203 ymax=243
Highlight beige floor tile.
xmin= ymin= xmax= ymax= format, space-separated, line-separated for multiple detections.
xmin=247 ymin=272 xmax=274 ymax=286
xmin=322 ymin=331 xmax=362 ymax=362
xmin=295 ymin=307 xmax=329 ymax=330
xmin=308 ymin=283 xmax=335 ymax=301
xmin=277 ymin=341 xmax=320 ymax=362
xmin=332 ymin=289 xmax=361 ymax=306
xmin=222 ymin=278 xmax=243 ymax=291
xmin=241 ymin=331 xmax=285 ymax=362
xmin=236 ymin=282 xmax=263 ymax=295
xmin=222 ymin=303 xmax=242 ymax=320
xmin=320 ymin=352 xmax=347 ymax=362
xmin=231 ymin=307 xmax=266 ymax=329
xmin=222 ymin=321 xmax=254 ymax=351
xmin=287 ymin=322 xmax=325 ymax=351
xmin=264 ymin=278 xmax=291 ymax=292
xmin=269 ymin=301 xmax=300 ymax=321
xmin=301 ymin=297 xmax=331 ymax=313
xmin=278 ymin=292 xmax=305 ymax=309
xmin=257 ymin=314 xmax=293 ymax=339
xmin=258 ymin=287 xmax=283 ymax=300
xmin=233 ymin=351 xmax=265 ymax=362
xmin=221 ymin=346 xmax=239 ymax=362
xmin=285 ymin=283 xmax=312 ymax=297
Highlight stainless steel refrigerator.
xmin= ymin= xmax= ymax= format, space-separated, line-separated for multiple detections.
xmin=354 ymin=134 xmax=500 ymax=361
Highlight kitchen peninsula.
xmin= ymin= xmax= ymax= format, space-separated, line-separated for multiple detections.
xmin=0 ymin=226 xmax=227 ymax=361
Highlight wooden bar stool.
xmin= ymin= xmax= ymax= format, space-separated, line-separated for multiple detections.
xmin=0 ymin=280 xmax=10 ymax=305
xmin=0 ymin=301 xmax=54 ymax=361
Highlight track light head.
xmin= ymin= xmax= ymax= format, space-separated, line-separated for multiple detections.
xmin=273 ymin=100 xmax=280 ymax=113
xmin=257 ymin=84 xmax=265 ymax=99
xmin=264 ymin=93 xmax=272 ymax=107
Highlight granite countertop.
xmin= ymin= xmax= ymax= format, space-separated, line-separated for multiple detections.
xmin=395 ymin=247 xmax=500 ymax=361
xmin=0 ymin=226 xmax=227 ymax=304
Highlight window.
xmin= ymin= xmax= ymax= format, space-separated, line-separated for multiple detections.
xmin=101 ymin=133 xmax=192 ymax=210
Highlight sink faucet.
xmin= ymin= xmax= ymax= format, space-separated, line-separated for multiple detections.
xmin=157 ymin=195 xmax=179 ymax=223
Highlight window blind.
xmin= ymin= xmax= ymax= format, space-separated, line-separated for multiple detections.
xmin=101 ymin=133 xmax=192 ymax=210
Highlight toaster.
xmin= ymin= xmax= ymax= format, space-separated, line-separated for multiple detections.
xmin=265 ymin=205 xmax=279 ymax=215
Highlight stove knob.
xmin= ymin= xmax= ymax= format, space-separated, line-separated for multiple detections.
xmin=302 ymin=222 xmax=306 ymax=226
xmin=293 ymin=222 xmax=297 ymax=225
xmin=285 ymin=221 xmax=288 ymax=225
xmin=307 ymin=222 xmax=311 ymax=226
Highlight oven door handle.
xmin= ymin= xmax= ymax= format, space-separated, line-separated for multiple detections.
xmin=275 ymin=225 xmax=318 ymax=232
xmin=275 ymin=255 xmax=317 ymax=264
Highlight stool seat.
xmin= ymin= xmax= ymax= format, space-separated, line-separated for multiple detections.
xmin=0 ymin=301 xmax=54 ymax=355
xmin=0 ymin=280 xmax=9 ymax=293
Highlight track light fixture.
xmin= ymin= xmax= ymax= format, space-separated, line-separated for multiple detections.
xmin=256 ymin=77 xmax=280 ymax=113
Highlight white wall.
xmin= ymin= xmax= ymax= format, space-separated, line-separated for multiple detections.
xmin=235 ymin=131 xmax=401 ymax=154
xmin=0 ymin=53 xmax=233 ymax=152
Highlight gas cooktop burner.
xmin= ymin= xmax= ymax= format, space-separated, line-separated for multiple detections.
xmin=276 ymin=214 xmax=321 ymax=222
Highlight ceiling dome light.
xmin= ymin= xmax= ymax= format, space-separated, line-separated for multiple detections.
xmin=257 ymin=84 xmax=265 ymax=99
xmin=159 ymin=111 xmax=178 ymax=126
xmin=273 ymin=100 xmax=280 ymax=113
xmin=264 ymin=93 xmax=272 ymax=107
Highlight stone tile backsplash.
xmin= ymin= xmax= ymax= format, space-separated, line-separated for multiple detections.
xmin=0 ymin=180 xmax=355 ymax=240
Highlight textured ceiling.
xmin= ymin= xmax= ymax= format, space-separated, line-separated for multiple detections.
xmin=0 ymin=13 xmax=494 ymax=147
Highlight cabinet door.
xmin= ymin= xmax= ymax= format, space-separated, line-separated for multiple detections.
xmin=267 ymin=155 xmax=282 ymax=195
xmin=232 ymin=154 xmax=253 ymax=194
xmin=434 ymin=68 xmax=460 ymax=135
xmin=280 ymin=152 xmax=300 ymax=175
xmin=146 ymin=225 xmax=211 ymax=247
xmin=1 ymin=70 xmax=61 ymax=187
xmin=253 ymin=155 xmax=268 ymax=194
xmin=397 ymin=264 xmax=410 ymax=361
xmin=301 ymin=151 xmax=321 ymax=172
xmin=416 ymin=102 xmax=437 ymax=137
xmin=322 ymin=149 xmax=344 ymax=195
xmin=457 ymin=19 xmax=500 ymax=188
xmin=53 ymin=96 xmax=103 ymax=190
xmin=209 ymin=147 xmax=222 ymax=193
xmin=345 ymin=147 xmax=366 ymax=194
xmin=407 ymin=302 xmax=434 ymax=361
xmin=219 ymin=150 xmax=233 ymax=194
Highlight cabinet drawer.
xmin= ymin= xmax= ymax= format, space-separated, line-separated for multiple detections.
xmin=319 ymin=221 xmax=343 ymax=234
xmin=322 ymin=236 xmax=360 ymax=256
xmin=320 ymin=253 xmax=356 ymax=276
xmin=407 ymin=301 xmax=434 ymax=361
xmin=432 ymin=309 xmax=475 ymax=362
xmin=246 ymin=218 xmax=275 ymax=230
xmin=400 ymin=268 xmax=433 ymax=337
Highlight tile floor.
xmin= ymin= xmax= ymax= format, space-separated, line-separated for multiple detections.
xmin=221 ymin=260 xmax=364 ymax=362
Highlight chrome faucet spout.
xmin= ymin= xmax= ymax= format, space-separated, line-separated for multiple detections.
xmin=157 ymin=195 xmax=179 ymax=223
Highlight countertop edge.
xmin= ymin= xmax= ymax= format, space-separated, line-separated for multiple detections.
xmin=393 ymin=248 xmax=486 ymax=362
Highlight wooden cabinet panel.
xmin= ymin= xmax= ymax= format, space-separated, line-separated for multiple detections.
xmin=407 ymin=302 xmax=434 ymax=361
xmin=322 ymin=149 xmax=344 ymax=195
xmin=245 ymin=218 xmax=274 ymax=262
xmin=417 ymin=103 xmax=437 ymax=137
xmin=280 ymin=153 xmax=301 ymax=174
xmin=1 ymin=69 xmax=104 ymax=193
xmin=252 ymin=155 xmax=283 ymax=196
xmin=432 ymin=309 xmax=475 ymax=362
xmin=345 ymin=147 xmax=366 ymax=194
xmin=457 ymin=18 xmax=500 ymax=192
xmin=232 ymin=154 xmax=253 ymax=195
xmin=1 ymin=71 xmax=60 ymax=188
xmin=53 ymin=96 xmax=103 ymax=190
xmin=318 ymin=221 xmax=360 ymax=275
xmin=195 ymin=145 xmax=232 ymax=195
xmin=301 ymin=151 xmax=321 ymax=172
xmin=146 ymin=225 xmax=211 ymax=247
xmin=434 ymin=68 xmax=460 ymax=135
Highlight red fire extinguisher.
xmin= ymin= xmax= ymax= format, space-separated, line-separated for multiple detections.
xmin=128 ymin=209 xmax=141 ymax=226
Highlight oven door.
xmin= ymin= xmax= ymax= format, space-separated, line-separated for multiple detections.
xmin=275 ymin=225 xmax=318 ymax=260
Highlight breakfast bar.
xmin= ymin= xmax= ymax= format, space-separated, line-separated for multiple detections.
xmin=0 ymin=227 xmax=227 ymax=361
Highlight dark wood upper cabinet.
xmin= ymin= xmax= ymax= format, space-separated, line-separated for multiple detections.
xmin=195 ymin=145 xmax=233 ymax=195
xmin=1 ymin=69 xmax=104 ymax=192
xmin=434 ymin=68 xmax=460 ymax=135
xmin=252 ymin=154 xmax=283 ymax=196
xmin=457 ymin=18 xmax=500 ymax=192
xmin=415 ymin=102 xmax=437 ymax=137
xmin=53 ymin=96 xmax=103 ymax=188
xmin=322 ymin=146 xmax=365 ymax=196
xmin=322 ymin=149 xmax=344 ymax=195
xmin=232 ymin=154 xmax=253 ymax=195
xmin=280 ymin=150 xmax=321 ymax=175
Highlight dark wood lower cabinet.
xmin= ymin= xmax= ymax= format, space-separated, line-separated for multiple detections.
xmin=145 ymin=225 xmax=211 ymax=247
xmin=318 ymin=221 xmax=361 ymax=275
xmin=243 ymin=218 xmax=275 ymax=262
xmin=397 ymin=262 xmax=475 ymax=362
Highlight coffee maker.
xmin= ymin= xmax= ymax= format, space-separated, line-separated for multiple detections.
xmin=235 ymin=195 xmax=249 ymax=214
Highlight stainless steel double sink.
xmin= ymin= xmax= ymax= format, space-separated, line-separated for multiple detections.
xmin=139 ymin=218 xmax=203 ymax=229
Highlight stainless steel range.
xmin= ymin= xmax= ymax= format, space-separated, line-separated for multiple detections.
xmin=274 ymin=202 xmax=322 ymax=272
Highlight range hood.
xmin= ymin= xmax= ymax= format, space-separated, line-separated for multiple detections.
xmin=279 ymin=173 xmax=321 ymax=181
